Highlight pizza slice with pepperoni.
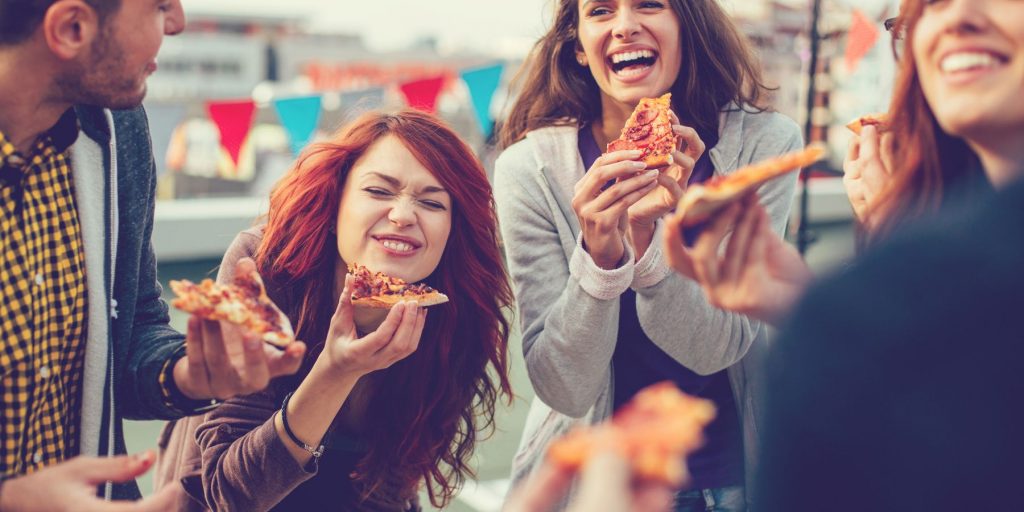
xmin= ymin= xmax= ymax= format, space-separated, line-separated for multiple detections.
xmin=348 ymin=263 xmax=449 ymax=309
xmin=846 ymin=112 xmax=890 ymax=135
xmin=672 ymin=143 xmax=827 ymax=228
xmin=170 ymin=269 xmax=295 ymax=348
xmin=606 ymin=93 xmax=677 ymax=170
xmin=547 ymin=382 xmax=717 ymax=486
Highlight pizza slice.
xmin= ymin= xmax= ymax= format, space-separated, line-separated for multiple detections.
xmin=348 ymin=263 xmax=449 ymax=309
xmin=606 ymin=93 xmax=677 ymax=170
xmin=672 ymin=143 xmax=827 ymax=228
xmin=170 ymin=270 xmax=295 ymax=348
xmin=547 ymin=382 xmax=717 ymax=486
xmin=846 ymin=112 xmax=890 ymax=135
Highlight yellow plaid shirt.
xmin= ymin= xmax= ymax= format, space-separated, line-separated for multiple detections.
xmin=0 ymin=111 xmax=88 ymax=477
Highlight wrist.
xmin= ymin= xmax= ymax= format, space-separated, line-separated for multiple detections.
xmin=172 ymin=357 xmax=203 ymax=400
xmin=311 ymin=354 xmax=363 ymax=389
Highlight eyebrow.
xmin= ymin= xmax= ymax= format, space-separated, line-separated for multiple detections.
xmin=366 ymin=172 xmax=447 ymax=194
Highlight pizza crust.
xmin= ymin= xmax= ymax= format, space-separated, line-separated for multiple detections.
xmin=674 ymin=143 xmax=827 ymax=228
xmin=351 ymin=291 xmax=450 ymax=309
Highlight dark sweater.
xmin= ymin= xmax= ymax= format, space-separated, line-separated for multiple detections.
xmin=758 ymin=179 xmax=1024 ymax=511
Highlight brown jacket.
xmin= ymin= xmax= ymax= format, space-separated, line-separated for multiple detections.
xmin=154 ymin=228 xmax=418 ymax=511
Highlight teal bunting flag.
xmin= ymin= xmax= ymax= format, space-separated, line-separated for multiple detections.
xmin=273 ymin=95 xmax=323 ymax=155
xmin=460 ymin=63 xmax=504 ymax=138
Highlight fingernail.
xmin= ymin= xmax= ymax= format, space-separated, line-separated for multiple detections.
xmin=633 ymin=161 xmax=648 ymax=170
xmin=645 ymin=169 xmax=659 ymax=177
xmin=131 ymin=450 xmax=155 ymax=465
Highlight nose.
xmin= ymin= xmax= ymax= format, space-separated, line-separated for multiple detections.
xmin=611 ymin=7 xmax=641 ymax=40
xmin=165 ymin=0 xmax=186 ymax=36
xmin=388 ymin=199 xmax=416 ymax=227
xmin=939 ymin=0 xmax=991 ymax=36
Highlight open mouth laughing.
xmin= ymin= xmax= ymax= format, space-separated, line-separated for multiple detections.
xmin=608 ymin=48 xmax=659 ymax=78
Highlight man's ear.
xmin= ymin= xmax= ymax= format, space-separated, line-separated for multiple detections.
xmin=41 ymin=0 xmax=101 ymax=60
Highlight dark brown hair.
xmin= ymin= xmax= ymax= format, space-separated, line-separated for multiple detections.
xmin=871 ymin=0 xmax=981 ymax=238
xmin=499 ymin=0 xmax=772 ymax=148
xmin=0 ymin=0 xmax=121 ymax=45
xmin=256 ymin=110 xmax=513 ymax=507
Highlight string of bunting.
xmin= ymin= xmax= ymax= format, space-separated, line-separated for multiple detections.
xmin=201 ymin=62 xmax=506 ymax=162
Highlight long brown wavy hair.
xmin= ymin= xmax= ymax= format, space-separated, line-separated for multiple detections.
xmin=499 ymin=0 xmax=772 ymax=148
xmin=255 ymin=110 xmax=513 ymax=508
xmin=871 ymin=0 xmax=983 ymax=238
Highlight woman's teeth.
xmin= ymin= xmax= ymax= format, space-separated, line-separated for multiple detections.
xmin=611 ymin=49 xmax=655 ymax=64
xmin=382 ymin=240 xmax=414 ymax=252
xmin=941 ymin=52 xmax=1003 ymax=74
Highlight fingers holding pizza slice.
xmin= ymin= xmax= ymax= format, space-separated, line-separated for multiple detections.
xmin=547 ymin=382 xmax=717 ymax=487
xmin=672 ymin=143 xmax=827 ymax=228
xmin=347 ymin=263 xmax=449 ymax=309
xmin=607 ymin=93 xmax=677 ymax=170
xmin=170 ymin=267 xmax=296 ymax=348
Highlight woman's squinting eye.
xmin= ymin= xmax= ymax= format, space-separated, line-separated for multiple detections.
xmin=364 ymin=187 xmax=394 ymax=197
xmin=419 ymin=199 xmax=447 ymax=211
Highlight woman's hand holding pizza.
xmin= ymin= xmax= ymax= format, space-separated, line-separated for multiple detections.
xmin=843 ymin=124 xmax=894 ymax=229
xmin=663 ymin=194 xmax=813 ymax=326
xmin=322 ymin=274 xmax=427 ymax=378
xmin=174 ymin=258 xmax=306 ymax=401
xmin=626 ymin=114 xmax=706 ymax=258
xmin=573 ymin=150 xmax=661 ymax=270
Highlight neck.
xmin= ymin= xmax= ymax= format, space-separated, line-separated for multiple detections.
xmin=593 ymin=95 xmax=636 ymax=148
xmin=966 ymin=133 xmax=1024 ymax=190
xmin=0 ymin=47 xmax=70 ymax=153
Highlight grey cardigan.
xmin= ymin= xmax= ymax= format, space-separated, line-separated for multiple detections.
xmin=493 ymin=107 xmax=802 ymax=505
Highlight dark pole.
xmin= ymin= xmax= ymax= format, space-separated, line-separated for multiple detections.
xmin=797 ymin=0 xmax=824 ymax=256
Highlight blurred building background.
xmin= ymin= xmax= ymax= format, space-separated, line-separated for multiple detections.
xmin=135 ymin=1 xmax=899 ymax=510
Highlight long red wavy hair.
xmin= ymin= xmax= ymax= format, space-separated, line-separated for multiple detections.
xmin=254 ymin=110 xmax=513 ymax=507
xmin=871 ymin=0 xmax=984 ymax=238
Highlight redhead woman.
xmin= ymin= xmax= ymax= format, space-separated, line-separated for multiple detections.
xmin=663 ymin=0 xmax=1013 ymax=326
xmin=494 ymin=0 xmax=803 ymax=509
xmin=157 ymin=110 xmax=512 ymax=511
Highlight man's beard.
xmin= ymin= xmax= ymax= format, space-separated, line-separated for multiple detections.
xmin=56 ymin=26 xmax=147 ymax=110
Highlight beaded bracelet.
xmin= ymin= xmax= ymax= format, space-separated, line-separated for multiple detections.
xmin=280 ymin=391 xmax=325 ymax=459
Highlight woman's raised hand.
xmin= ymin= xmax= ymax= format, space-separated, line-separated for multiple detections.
xmin=322 ymin=274 xmax=427 ymax=378
xmin=663 ymin=194 xmax=813 ymax=326
xmin=572 ymin=149 xmax=660 ymax=270
xmin=843 ymin=124 xmax=894 ymax=229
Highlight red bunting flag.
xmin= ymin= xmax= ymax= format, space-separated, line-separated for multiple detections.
xmin=398 ymin=76 xmax=446 ymax=114
xmin=845 ymin=9 xmax=880 ymax=72
xmin=206 ymin=99 xmax=256 ymax=166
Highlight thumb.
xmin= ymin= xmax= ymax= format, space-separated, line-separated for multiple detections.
xmin=70 ymin=451 xmax=156 ymax=486
xmin=328 ymin=274 xmax=356 ymax=338
xmin=663 ymin=216 xmax=696 ymax=278
xmin=657 ymin=173 xmax=684 ymax=204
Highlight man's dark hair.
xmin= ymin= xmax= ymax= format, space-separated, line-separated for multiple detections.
xmin=0 ymin=0 xmax=120 ymax=46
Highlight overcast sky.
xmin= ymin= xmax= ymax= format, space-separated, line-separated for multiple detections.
xmin=181 ymin=0 xmax=555 ymax=52
xmin=180 ymin=0 xmax=896 ymax=53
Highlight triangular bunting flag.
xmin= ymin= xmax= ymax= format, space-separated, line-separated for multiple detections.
xmin=398 ymin=76 xmax=446 ymax=114
xmin=206 ymin=99 xmax=256 ymax=166
xmin=845 ymin=9 xmax=880 ymax=72
xmin=274 ymin=95 xmax=323 ymax=155
xmin=460 ymin=64 xmax=504 ymax=139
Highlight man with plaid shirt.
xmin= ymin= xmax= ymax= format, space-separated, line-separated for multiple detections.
xmin=0 ymin=1 xmax=307 ymax=510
